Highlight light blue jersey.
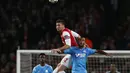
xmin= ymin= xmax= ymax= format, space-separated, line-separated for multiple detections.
xmin=32 ymin=64 xmax=53 ymax=73
xmin=64 ymin=47 xmax=96 ymax=73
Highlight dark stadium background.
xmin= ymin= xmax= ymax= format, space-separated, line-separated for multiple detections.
xmin=0 ymin=0 xmax=130 ymax=73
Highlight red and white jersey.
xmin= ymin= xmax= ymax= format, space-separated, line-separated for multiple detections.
xmin=61 ymin=28 xmax=80 ymax=46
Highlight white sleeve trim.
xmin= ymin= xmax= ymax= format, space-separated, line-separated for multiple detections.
xmin=71 ymin=30 xmax=80 ymax=38
xmin=62 ymin=31 xmax=71 ymax=46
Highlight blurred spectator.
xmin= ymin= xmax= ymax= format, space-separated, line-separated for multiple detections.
xmin=0 ymin=68 xmax=6 ymax=73
xmin=12 ymin=67 xmax=16 ymax=73
xmin=106 ymin=64 xmax=120 ymax=73
xmin=107 ymin=37 xmax=116 ymax=50
xmin=38 ymin=38 xmax=46 ymax=50
xmin=126 ymin=43 xmax=130 ymax=50
xmin=124 ymin=16 xmax=130 ymax=40
xmin=100 ymin=40 xmax=109 ymax=50
xmin=0 ymin=54 xmax=7 ymax=67
xmin=100 ymin=36 xmax=116 ymax=50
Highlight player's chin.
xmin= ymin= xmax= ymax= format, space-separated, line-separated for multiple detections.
xmin=40 ymin=59 xmax=45 ymax=61
xmin=41 ymin=60 xmax=45 ymax=63
xmin=79 ymin=43 xmax=84 ymax=46
xmin=56 ymin=29 xmax=60 ymax=31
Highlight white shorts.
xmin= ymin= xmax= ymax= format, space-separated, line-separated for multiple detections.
xmin=60 ymin=54 xmax=72 ymax=68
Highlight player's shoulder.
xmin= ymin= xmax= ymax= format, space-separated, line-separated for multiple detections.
xmin=70 ymin=46 xmax=78 ymax=49
xmin=45 ymin=64 xmax=51 ymax=66
xmin=62 ymin=28 xmax=71 ymax=33
xmin=62 ymin=31 xmax=69 ymax=34
xmin=85 ymin=47 xmax=91 ymax=50
xmin=85 ymin=47 xmax=94 ymax=50
xmin=62 ymin=31 xmax=70 ymax=37
xmin=70 ymin=46 xmax=79 ymax=51
xmin=45 ymin=64 xmax=53 ymax=69
xmin=34 ymin=64 xmax=40 ymax=68
xmin=33 ymin=64 xmax=40 ymax=70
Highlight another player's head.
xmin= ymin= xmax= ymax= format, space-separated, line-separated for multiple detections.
xmin=39 ymin=53 xmax=46 ymax=64
xmin=78 ymin=37 xmax=86 ymax=48
xmin=56 ymin=19 xmax=65 ymax=32
xmin=110 ymin=64 xmax=117 ymax=72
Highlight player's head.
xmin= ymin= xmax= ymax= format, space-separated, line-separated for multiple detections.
xmin=39 ymin=53 xmax=46 ymax=63
xmin=110 ymin=64 xmax=117 ymax=71
xmin=56 ymin=19 xmax=65 ymax=32
xmin=78 ymin=37 xmax=86 ymax=47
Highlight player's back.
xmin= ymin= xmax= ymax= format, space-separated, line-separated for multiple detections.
xmin=32 ymin=64 xmax=53 ymax=73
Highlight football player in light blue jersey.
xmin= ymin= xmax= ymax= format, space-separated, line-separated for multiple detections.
xmin=32 ymin=53 xmax=53 ymax=73
xmin=62 ymin=38 xmax=110 ymax=73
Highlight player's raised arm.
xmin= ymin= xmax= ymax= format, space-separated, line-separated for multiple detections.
xmin=71 ymin=30 xmax=81 ymax=39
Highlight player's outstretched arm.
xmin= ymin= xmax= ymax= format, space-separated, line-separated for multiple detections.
xmin=96 ymin=50 xmax=110 ymax=56
xmin=58 ymin=45 xmax=70 ymax=50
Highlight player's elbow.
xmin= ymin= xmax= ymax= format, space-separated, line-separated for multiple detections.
xmin=78 ymin=35 xmax=81 ymax=38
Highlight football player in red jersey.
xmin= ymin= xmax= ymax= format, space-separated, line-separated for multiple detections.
xmin=52 ymin=19 xmax=81 ymax=73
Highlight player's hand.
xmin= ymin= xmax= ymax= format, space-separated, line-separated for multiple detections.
xmin=106 ymin=53 xmax=112 ymax=57
xmin=51 ymin=49 xmax=61 ymax=54
xmin=106 ymin=53 xmax=113 ymax=59
xmin=106 ymin=53 xmax=110 ymax=56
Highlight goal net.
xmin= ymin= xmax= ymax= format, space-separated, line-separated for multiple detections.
xmin=17 ymin=50 xmax=130 ymax=73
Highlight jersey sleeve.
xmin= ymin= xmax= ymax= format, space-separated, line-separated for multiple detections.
xmin=32 ymin=67 xmax=36 ymax=73
xmin=49 ymin=66 xmax=53 ymax=73
xmin=64 ymin=47 xmax=75 ymax=54
xmin=71 ymin=30 xmax=80 ymax=38
xmin=87 ymin=48 xmax=96 ymax=55
xmin=62 ymin=31 xmax=71 ymax=46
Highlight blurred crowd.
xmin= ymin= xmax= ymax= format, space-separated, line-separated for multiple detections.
xmin=0 ymin=0 xmax=130 ymax=73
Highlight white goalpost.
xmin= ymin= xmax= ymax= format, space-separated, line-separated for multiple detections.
xmin=17 ymin=50 xmax=130 ymax=73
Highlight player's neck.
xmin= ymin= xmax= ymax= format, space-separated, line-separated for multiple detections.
xmin=40 ymin=62 xmax=45 ymax=66
xmin=59 ymin=28 xmax=65 ymax=34
xmin=61 ymin=28 xmax=65 ymax=32
xmin=111 ymin=70 xmax=116 ymax=73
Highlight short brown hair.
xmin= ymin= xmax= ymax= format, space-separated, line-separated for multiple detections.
xmin=56 ymin=19 xmax=66 ymax=25
xmin=79 ymin=37 xmax=85 ymax=41
xmin=39 ymin=53 xmax=46 ymax=57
